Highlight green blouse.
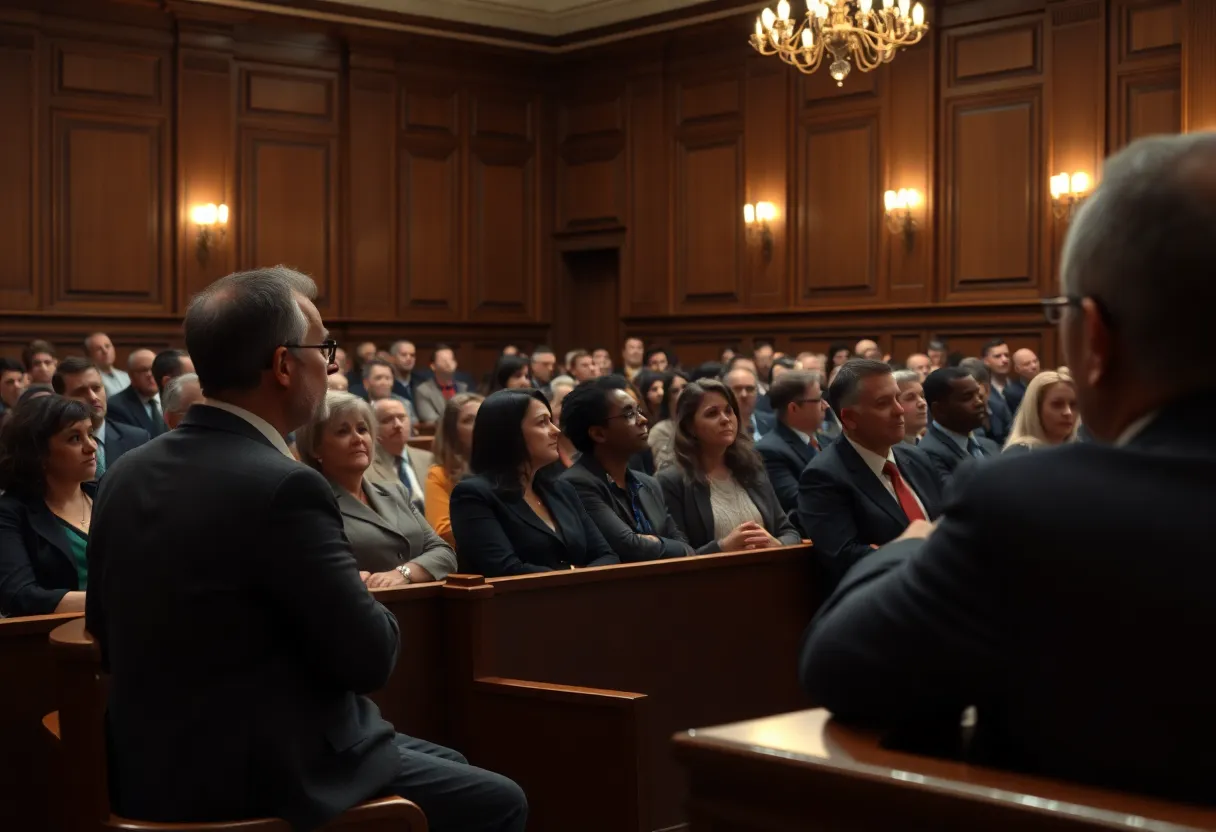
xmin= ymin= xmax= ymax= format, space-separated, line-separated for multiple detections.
xmin=55 ymin=517 xmax=89 ymax=590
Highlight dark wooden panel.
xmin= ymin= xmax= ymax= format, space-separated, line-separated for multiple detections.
xmin=558 ymin=156 xmax=625 ymax=232
xmin=239 ymin=64 xmax=336 ymax=127
xmin=347 ymin=67 xmax=396 ymax=320
xmin=0 ymin=38 xmax=36 ymax=308
xmin=1113 ymin=69 xmax=1182 ymax=149
xmin=52 ymin=113 xmax=168 ymax=309
xmin=1125 ymin=0 xmax=1183 ymax=57
xmin=797 ymin=117 xmax=879 ymax=299
xmin=949 ymin=21 xmax=1042 ymax=84
xmin=802 ymin=63 xmax=878 ymax=104
xmin=943 ymin=90 xmax=1041 ymax=297
xmin=675 ymin=136 xmax=742 ymax=306
xmin=400 ymin=144 xmax=461 ymax=317
xmin=472 ymin=92 xmax=532 ymax=140
xmin=743 ymin=62 xmax=788 ymax=308
xmin=241 ymin=131 xmax=338 ymax=309
xmin=678 ymin=73 xmax=742 ymax=124
xmin=55 ymin=42 xmax=162 ymax=102
xmin=469 ymin=154 xmax=533 ymax=318
xmin=886 ymin=43 xmax=935 ymax=303
xmin=560 ymin=94 xmax=622 ymax=140
xmin=1184 ymin=0 xmax=1216 ymax=131
xmin=624 ymin=76 xmax=669 ymax=317
xmin=403 ymin=86 xmax=459 ymax=134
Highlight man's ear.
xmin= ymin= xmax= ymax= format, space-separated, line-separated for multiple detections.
xmin=270 ymin=346 xmax=292 ymax=388
xmin=588 ymin=424 xmax=607 ymax=445
xmin=1081 ymin=298 xmax=1110 ymax=389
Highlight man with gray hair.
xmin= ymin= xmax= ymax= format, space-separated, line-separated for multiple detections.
xmin=799 ymin=134 xmax=1216 ymax=802
xmin=161 ymin=372 xmax=204 ymax=429
xmin=86 ymin=266 xmax=526 ymax=831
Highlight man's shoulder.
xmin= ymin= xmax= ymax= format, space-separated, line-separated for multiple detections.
xmin=107 ymin=418 xmax=150 ymax=443
xmin=560 ymin=460 xmax=600 ymax=488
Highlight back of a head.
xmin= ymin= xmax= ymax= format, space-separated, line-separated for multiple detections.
xmin=958 ymin=357 xmax=990 ymax=385
xmin=1062 ymin=132 xmax=1216 ymax=387
xmin=469 ymin=388 xmax=548 ymax=493
xmin=689 ymin=362 xmax=723 ymax=383
xmin=827 ymin=359 xmax=893 ymax=414
xmin=922 ymin=367 xmax=970 ymax=409
xmin=163 ymin=372 xmax=201 ymax=414
xmin=184 ymin=266 xmax=316 ymax=397
xmin=152 ymin=349 xmax=188 ymax=393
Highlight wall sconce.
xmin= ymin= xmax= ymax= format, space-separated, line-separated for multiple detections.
xmin=744 ymin=201 xmax=776 ymax=262
xmin=190 ymin=202 xmax=229 ymax=265
xmin=883 ymin=188 xmax=920 ymax=250
xmin=1050 ymin=172 xmax=1090 ymax=220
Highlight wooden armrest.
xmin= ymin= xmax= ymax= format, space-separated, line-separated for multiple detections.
xmin=49 ymin=618 xmax=100 ymax=662
xmin=321 ymin=797 xmax=427 ymax=830
xmin=42 ymin=711 xmax=60 ymax=741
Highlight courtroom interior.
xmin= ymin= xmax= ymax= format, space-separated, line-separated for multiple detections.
xmin=2 ymin=0 xmax=1215 ymax=829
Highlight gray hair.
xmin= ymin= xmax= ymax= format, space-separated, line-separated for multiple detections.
xmin=184 ymin=266 xmax=316 ymax=396
xmin=1062 ymin=133 xmax=1216 ymax=383
xmin=389 ymin=340 xmax=414 ymax=355
xmin=294 ymin=390 xmax=376 ymax=471
xmin=958 ymin=357 xmax=990 ymax=385
xmin=826 ymin=359 xmax=892 ymax=412
xmin=162 ymin=372 xmax=200 ymax=415
xmin=547 ymin=375 xmax=576 ymax=398
xmin=892 ymin=369 xmax=921 ymax=386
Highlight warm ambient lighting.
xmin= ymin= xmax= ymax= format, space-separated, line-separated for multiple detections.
xmin=751 ymin=0 xmax=928 ymax=87
xmin=1049 ymin=172 xmax=1090 ymax=220
xmin=190 ymin=203 xmax=229 ymax=265
xmin=744 ymin=201 xmax=777 ymax=261
xmin=883 ymin=188 xmax=920 ymax=249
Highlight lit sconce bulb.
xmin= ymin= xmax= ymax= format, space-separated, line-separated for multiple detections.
xmin=883 ymin=190 xmax=899 ymax=212
xmin=1050 ymin=173 xmax=1069 ymax=200
xmin=776 ymin=0 xmax=790 ymax=21
xmin=216 ymin=203 xmax=229 ymax=225
xmin=898 ymin=0 xmax=910 ymax=16
xmin=744 ymin=203 xmax=756 ymax=224
xmin=761 ymin=6 xmax=776 ymax=28
xmin=756 ymin=202 xmax=777 ymax=222
xmin=902 ymin=188 xmax=920 ymax=208
xmin=191 ymin=203 xmax=219 ymax=225
xmin=801 ymin=27 xmax=813 ymax=48
xmin=1070 ymin=171 xmax=1090 ymax=194
xmin=912 ymin=2 xmax=924 ymax=25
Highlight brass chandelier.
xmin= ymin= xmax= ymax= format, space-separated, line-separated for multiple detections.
xmin=750 ymin=0 xmax=928 ymax=87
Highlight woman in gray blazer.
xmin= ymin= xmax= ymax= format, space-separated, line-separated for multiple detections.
xmin=296 ymin=391 xmax=457 ymax=586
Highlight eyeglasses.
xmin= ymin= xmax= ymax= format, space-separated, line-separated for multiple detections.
xmin=607 ymin=407 xmax=644 ymax=425
xmin=1041 ymin=296 xmax=1083 ymax=325
xmin=793 ymin=397 xmax=823 ymax=406
xmin=285 ymin=339 xmax=339 ymax=365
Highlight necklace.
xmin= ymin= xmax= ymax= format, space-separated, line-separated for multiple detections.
xmin=79 ymin=494 xmax=92 ymax=531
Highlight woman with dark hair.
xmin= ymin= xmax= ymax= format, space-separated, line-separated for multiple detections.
xmin=487 ymin=354 xmax=532 ymax=393
xmin=0 ymin=395 xmax=97 ymax=616
xmin=634 ymin=370 xmax=666 ymax=422
xmin=828 ymin=343 xmax=852 ymax=369
xmin=648 ymin=370 xmax=690 ymax=472
xmin=448 ymin=388 xmax=619 ymax=576
xmin=425 ymin=391 xmax=484 ymax=546
xmin=657 ymin=380 xmax=800 ymax=554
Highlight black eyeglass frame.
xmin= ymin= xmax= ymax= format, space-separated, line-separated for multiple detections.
xmin=283 ymin=339 xmax=339 ymax=365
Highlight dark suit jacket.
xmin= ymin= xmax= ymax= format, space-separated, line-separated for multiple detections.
xmin=756 ymin=422 xmax=831 ymax=530
xmin=749 ymin=410 xmax=776 ymax=439
xmin=349 ymin=375 xmax=419 ymax=405
xmin=985 ymin=389 xmax=1013 ymax=445
xmin=448 ymin=474 xmax=621 ymax=576
xmin=657 ymin=465 xmax=801 ymax=554
xmin=1005 ymin=378 xmax=1027 ymax=413
xmin=797 ymin=437 xmax=944 ymax=585
xmin=561 ymin=455 xmax=692 ymax=562
xmin=101 ymin=417 xmax=150 ymax=473
xmin=0 ymin=483 xmax=97 ymax=617
xmin=917 ymin=424 xmax=1000 ymax=481
xmin=798 ymin=390 xmax=1216 ymax=805
xmin=107 ymin=385 xmax=166 ymax=437
xmin=85 ymin=405 xmax=400 ymax=829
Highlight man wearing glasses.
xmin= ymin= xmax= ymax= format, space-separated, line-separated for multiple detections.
xmin=756 ymin=370 xmax=830 ymax=533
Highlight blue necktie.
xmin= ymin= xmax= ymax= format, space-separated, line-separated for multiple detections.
xmin=397 ymin=456 xmax=412 ymax=496
xmin=966 ymin=437 xmax=986 ymax=460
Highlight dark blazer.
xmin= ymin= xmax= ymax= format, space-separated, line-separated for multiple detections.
xmin=101 ymin=417 xmax=150 ymax=472
xmin=349 ymin=376 xmax=418 ymax=405
xmin=657 ymin=465 xmax=801 ymax=555
xmin=449 ymin=474 xmax=621 ymax=576
xmin=798 ymin=390 xmax=1216 ymax=805
xmin=1005 ymin=378 xmax=1027 ymax=413
xmin=561 ymin=455 xmax=691 ymax=562
xmin=0 ymin=483 xmax=97 ymax=617
xmin=85 ymin=405 xmax=400 ymax=830
xmin=107 ymin=386 xmax=166 ymax=437
xmin=332 ymin=477 xmax=457 ymax=580
xmin=749 ymin=410 xmax=776 ymax=439
xmin=797 ymin=437 xmax=944 ymax=586
xmin=985 ymin=389 xmax=1013 ymax=445
xmin=756 ymin=422 xmax=831 ymax=529
xmin=917 ymin=424 xmax=1000 ymax=481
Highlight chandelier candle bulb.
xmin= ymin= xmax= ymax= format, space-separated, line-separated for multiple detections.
xmin=802 ymin=27 xmax=813 ymax=47
xmin=761 ymin=6 xmax=776 ymax=29
xmin=883 ymin=0 xmax=894 ymax=9
xmin=898 ymin=0 xmax=910 ymax=15
xmin=912 ymin=2 xmax=924 ymax=25
xmin=777 ymin=0 xmax=790 ymax=21
xmin=755 ymin=17 xmax=763 ymax=36
xmin=860 ymin=0 xmax=873 ymax=12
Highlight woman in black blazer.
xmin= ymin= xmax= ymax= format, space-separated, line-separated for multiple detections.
xmin=657 ymin=379 xmax=801 ymax=555
xmin=0 ymin=396 xmax=98 ymax=616
xmin=449 ymin=388 xmax=620 ymax=576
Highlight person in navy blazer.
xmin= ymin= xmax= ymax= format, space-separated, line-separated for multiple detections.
xmin=52 ymin=357 xmax=150 ymax=478
xmin=798 ymin=360 xmax=944 ymax=588
xmin=917 ymin=368 xmax=1001 ymax=482
xmin=756 ymin=370 xmax=833 ymax=532
xmin=0 ymin=396 xmax=98 ymax=617
xmin=449 ymin=387 xmax=620 ymax=576
xmin=108 ymin=349 xmax=167 ymax=438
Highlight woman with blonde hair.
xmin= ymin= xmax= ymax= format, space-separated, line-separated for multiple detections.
xmin=1003 ymin=371 xmax=1079 ymax=453
xmin=424 ymin=392 xmax=484 ymax=546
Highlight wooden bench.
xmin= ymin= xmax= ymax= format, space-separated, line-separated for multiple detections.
xmin=443 ymin=544 xmax=818 ymax=832
xmin=406 ymin=435 xmax=434 ymax=452
xmin=46 ymin=618 xmax=428 ymax=832
xmin=368 ymin=582 xmax=448 ymax=743
xmin=673 ymin=709 xmax=1216 ymax=831
xmin=0 ymin=611 xmax=84 ymax=832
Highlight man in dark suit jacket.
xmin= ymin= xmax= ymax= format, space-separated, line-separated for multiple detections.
xmin=52 ymin=357 xmax=150 ymax=477
xmin=798 ymin=360 xmax=944 ymax=586
xmin=918 ymin=368 xmax=1000 ymax=482
xmin=559 ymin=377 xmax=692 ymax=561
xmin=800 ymin=133 xmax=1216 ymax=804
xmin=723 ymin=364 xmax=774 ymax=440
xmin=86 ymin=267 xmax=526 ymax=831
xmin=756 ymin=371 xmax=832 ymax=533
xmin=107 ymin=348 xmax=167 ymax=437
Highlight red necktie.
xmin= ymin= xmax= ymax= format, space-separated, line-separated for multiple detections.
xmin=882 ymin=461 xmax=927 ymax=522
xmin=809 ymin=436 xmax=820 ymax=452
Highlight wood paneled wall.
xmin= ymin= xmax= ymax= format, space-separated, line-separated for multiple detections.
xmin=0 ymin=0 xmax=1212 ymax=373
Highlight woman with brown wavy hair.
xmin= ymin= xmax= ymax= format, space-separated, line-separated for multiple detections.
xmin=656 ymin=379 xmax=800 ymax=554
xmin=424 ymin=391 xmax=484 ymax=546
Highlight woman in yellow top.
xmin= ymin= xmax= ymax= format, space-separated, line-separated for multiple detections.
xmin=424 ymin=392 xmax=484 ymax=546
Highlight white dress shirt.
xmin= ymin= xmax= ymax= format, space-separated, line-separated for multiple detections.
xmin=202 ymin=401 xmax=295 ymax=459
xmin=99 ymin=368 xmax=130 ymax=398
xmin=844 ymin=436 xmax=928 ymax=518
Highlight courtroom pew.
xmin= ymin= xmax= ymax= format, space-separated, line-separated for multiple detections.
xmin=442 ymin=544 xmax=818 ymax=832
xmin=0 ymin=611 xmax=84 ymax=832
xmin=673 ymin=709 xmax=1216 ymax=831
xmin=367 ymin=582 xmax=447 ymax=743
xmin=407 ymin=435 xmax=434 ymax=452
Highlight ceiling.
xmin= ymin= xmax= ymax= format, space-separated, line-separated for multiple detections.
xmin=316 ymin=0 xmax=720 ymax=36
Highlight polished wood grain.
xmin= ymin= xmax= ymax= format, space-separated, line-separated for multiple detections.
xmin=0 ymin=33 xmax=37 ymax=309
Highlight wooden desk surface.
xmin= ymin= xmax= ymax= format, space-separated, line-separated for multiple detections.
xmin=676 ymin=709 xmax=1216 ymax=832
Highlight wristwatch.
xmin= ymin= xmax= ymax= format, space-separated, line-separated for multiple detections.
xmin=397 ymin=563 xmax=413 ymax=584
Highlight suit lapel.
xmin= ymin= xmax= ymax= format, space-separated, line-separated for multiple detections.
xmin=836 ymin=439 xmax=906 ymax=525
xmin=692 ymin=480 xmax=715 ymax=542
xmin=777 ymin=423 xmax=814 ymax=466
xmin=508 ymin=490 xmax=562 ymax=540
xmin=636 ymin=481 xmax=667 ymax=532
xmin=893 ymin=447 xmax=938 ymax=517
xmin=26 ymin=501 xmax=77 ymax=577
xmin=333 ymin=481 xmax=406 ymax=540
xmin=929 ymin=425 xmax=967 ymax=460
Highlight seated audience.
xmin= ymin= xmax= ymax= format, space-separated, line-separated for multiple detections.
xmin=368 ymin=398 xmax=430 ymax=510
xmin=658 ymin=379 xmax=800 ymax=553
xmin=958 ymin=357 xmax=1006 ymax=443
xmin=1003 ymin=371 xmax=1078 ymax=454
xmin=723 ymin=362 xmax=774 ymax=439
xmin=768 ymin=355 xmax=797 ymax=383
xmin=905 ymin=353 xmax=931 ymax=381
xmin=621 ymin=336 xmax=645 ymax=381
xmin=1010 ymin=347 xmax=1041 ymax=401
xmin=162 ymin=373 xmax=205 ymax=429
xmin=918 ymin=367 xmax=1000 ymax=480
xmin=648 ymin=370 xmax=689 ymax=472
xmin=152 ymin=349 xmax=195 ymax=397
xmin=854 ymin=339 xmax=882 ymax=360
xmin=327 ymin=372 xmax=349 ymax=391
xmin=449 ymin=388 xmax=619 ymax=575
xmin=488 ymin=354 xmax=532 ymax=392
xmin=108 ymin=348 xmax=167 ymax=437
xmin=927 ymin=338 xmax=948 ymax=370
xmin=85 ymin=332 xmax=130 ymax=398
xmin=644 ymin=346 xmax=673 ymax=372
xmin=829 ymin=343 xmax=852 ymax=370
xmin=634 ymin=370 xmax=665 ymax=421
xmin=17 ymin=385 xmax=53 ymax=406
xmin=529 ymin=345 xmax=557 ymax=393
xmin=425 ymin=392 xmax=483 ymax=547
xmin=757 ymin=371 xmax=831 ymax=531
xmin=799 ymin=133 xmax=1216 ymax=805
xmin=415 ymin=345 xmax=467 ymax=423
xmin=52 ymin=357 xmax=150 ymax=477
xmin=23 ymin=339 xmax=57 ymax=385
xmin=0 ymin=395 xmax=96 ymax=616
xmin=565 ymin=349 xmax=598 ymax=382
xmin=798 ymin=359 xmax=944 ymax=586
xmin=982 ymin=337 xmax=1022 ymax=428
xmin=546 ymin=375 xmax=578 ymax=467
xmin=0 ymin=357 xmax=27 ymax=414
xmin=893 ymin=370 xmax=927 ymax=444
xmin=560 ymin=377 xmax=691 ymax=561
xmin=296 ymin=391 xmax=456 ymax=584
